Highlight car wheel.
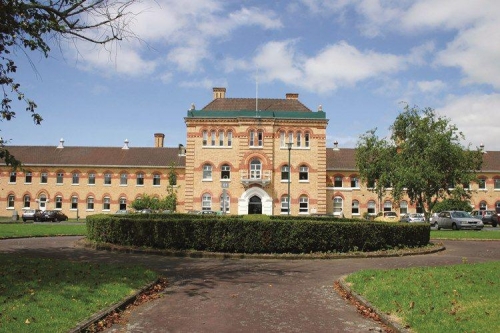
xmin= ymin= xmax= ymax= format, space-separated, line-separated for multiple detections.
xmin=22 ymin=218 xmax=26 ymax=222
xmin=433 ymin=222 xmax=438 ymax=229
xmin=493 ymin=221 xmax=498 ymax=227
xmin=34 ymin=217 xmax=37 ymax=222
xmin=452 ymin=223 xmax=458 ymax=230
xmin=53 ymin=218 xmax=57 ymax=222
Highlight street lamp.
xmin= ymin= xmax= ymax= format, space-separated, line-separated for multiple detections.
xmin=286 ymin=141 xmax=293 ymax=215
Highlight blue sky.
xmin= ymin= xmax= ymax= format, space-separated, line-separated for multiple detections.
xmin=4 ymin=0 xmax=500 ymax=151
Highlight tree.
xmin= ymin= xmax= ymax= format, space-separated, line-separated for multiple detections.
xmin=1 ymin=0 xmax=138 ymax=165
xmin=355 ymin=104 xmax=483 ymax=218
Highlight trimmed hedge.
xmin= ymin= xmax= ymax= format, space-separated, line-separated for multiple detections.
xmin=86 ymin=214 xmax=430 ymax=254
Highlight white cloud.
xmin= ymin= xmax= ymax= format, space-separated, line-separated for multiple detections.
xmin=437 ymin=93 xmax=500 ymax=150
xmin=416 ymin=80 xmax=446 ymax=93
xmin=253 ymin=40 xmax=303 ymax=84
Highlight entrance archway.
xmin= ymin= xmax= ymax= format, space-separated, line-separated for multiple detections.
xmin=248 ymin=195 xmax=262 ymax=214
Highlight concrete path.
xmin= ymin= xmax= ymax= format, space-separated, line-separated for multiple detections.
xmin=1 ymin=237 xmax=500 ymax=333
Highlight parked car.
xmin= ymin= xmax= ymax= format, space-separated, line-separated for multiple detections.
xmin=400 ymin=213 xmax=425 ymax=223
xmin=470 ymin=210 xmax=498 ymax=227
xmin=198 ymin=210 xmax=218 ymax=215
xmin=434 ymin=211 xmax=483 ymax=230
xmin=374 ymin=211 xmax=398 ymax=222
xmin=21 ymin=209 xmax=43 ymax=222
xmin=115 ymin=210 xmax=129 ymax=214
xmin=39 ymin=210 xmax=68 ymax=222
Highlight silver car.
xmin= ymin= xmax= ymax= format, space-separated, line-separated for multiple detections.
xmin=435 ymin=211 xmax=483 ymax=230
xmin=400 ymin=213 xmax=425 ymax=223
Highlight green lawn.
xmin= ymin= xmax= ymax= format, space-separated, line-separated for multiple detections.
xmin=0 ymin=223 xmax=86 ymax=239
xmin=431 ymin=228 xmax=500 ymax=240
xmin=345 ymin=261 xmax=500 ymax=333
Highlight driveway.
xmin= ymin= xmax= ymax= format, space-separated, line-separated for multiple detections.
xmin=1 ymin=237 xmax=499 ymax=333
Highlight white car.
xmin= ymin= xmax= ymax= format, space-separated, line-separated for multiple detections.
xmin=434 ymin=211 xmax=483 ymax=230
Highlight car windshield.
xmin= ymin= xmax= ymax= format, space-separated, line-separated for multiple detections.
xmin=385 ymin=212 xmax=397 ymax=217
xmin=451 ymin=211 xmax=471 ymax=218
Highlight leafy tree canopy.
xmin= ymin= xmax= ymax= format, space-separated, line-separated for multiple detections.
xmin=355 ymin=104 xmax=483 ymax=217
xmin=1 ymin=0 xmax=137 ymax=166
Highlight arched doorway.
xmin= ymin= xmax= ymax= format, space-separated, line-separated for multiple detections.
xmin=248 ymin=195 xmax=262 ymax=214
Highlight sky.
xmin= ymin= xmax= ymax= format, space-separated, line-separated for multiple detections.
xmin=3 ymin=0 xmax=500 ymax=151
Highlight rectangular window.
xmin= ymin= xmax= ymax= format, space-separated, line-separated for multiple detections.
xmin=280 ymin=131 xmax=285 ymax=147
xmin=120 ymin=173 xmax=128 ymax=185
xmin=9 ymin=172 xmax=16 ymax=183
xmin=88 ymin=173 xmax=96 ymax=185
xmin=368 ymin=201 xmax=376 ymax=214
xmin=25 ymin=172 xmax=32 ymax=184
xmin=72 ymin=173 xmax=79 ymax=184
xmin=202 ymin=131 xmax=208 ymax=146
xmin=219 ymin=131 xmax=224 ymax=146
xmin=56 ymin=172 xmax=64 ymax=184
xmin=103 ymin=197 xmax=110 ymax=210
xmin=211 ymin=131 xmax=216 ymax=146
xmin=299 ymin=166 xmax=309 ymax=181
xmin=281 ymin=196 xmax=289 ymax=213
xmin=40 ymin=172 xmax=48 ymax=184
xmin=23 ymin=195 xmax=30 ymax=208
xmin=479 ymin=179 xmax=486 ymax=189
xmin=296 ymin=132 xmax=301 ymax=147
xmin=288 ymin=132 xmax=293 ymax=146
xmin=281 ymin=166 xmax=290 ymax=181
xmin=495 ymin=179 xmax=500 ymax=189
xmin=257 ymin=131 xmax=263 ymax=146
xmin=203 ymin=165 xmax=212 ymax=180
xmin=352 ymin=201 xmax=359 ymax=215
xmin=351 ymin=177 xmax=359 ymax=188
xmin=299 ymin=196 xmax=308 ymax=213
xmin=87 ymin=197 xmax=94 ymax=210
xmin=202 ymin=194 xmax=212 ymax=211
xmin=304 ymin=132 xmax=310 ymax=147
xmin=221 ymin=165 xmax=231 ymax=180
xmin=55 ymin=196 xmax=62 ymax=209
xmin=153 ymin=174 xmax=161 ymax=186
xmin=136 ymin=173 xmax=144 ymax=186
xmin=71 ymin=196 xmax=78 ymax=210
xmin=8 ymin=195 xmax=15 ymax=208
xmin=249 ymin=130 xmax=255 ymax=146
xmin=104 ymin=173 xmax=112 ymax=185
xmin=334 ymin=176 xmax=343 ymax=187
xmin=227 ymin=131 xmax=232 ymax=147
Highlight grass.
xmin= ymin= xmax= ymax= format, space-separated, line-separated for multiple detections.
xmin=0 ymin=223 xmax=86 ymax=239
xmin=345 ymin=261 xmax=500 ymax=333
xmin=0 ymin=253 xmax=158 ymax=332
xmin=431 ymin=229 xmax=500 ymax=240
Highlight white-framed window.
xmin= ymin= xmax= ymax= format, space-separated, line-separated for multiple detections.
xmin=352 ymin=200 xmax=359 ymax=215
xmin=299 ymin=165 xmax=309 ymax=181
xmin=296 ymin=132 xmax=302 ymax=147
xmin=333 ymin=197 xmax=343 ymax=215
xmin=281 ymin=195 xmax=289 ymax=214
xmin=299 ymin=195 xmax=309 ymax=213
xmin=480 ymin=201 xmax=487 ymax=210
xmin=220 ymin=193 xmax=230 ymax=212
xmin=88 ymin=173 xmax=96 ymax=185
xmin=211 ymin=131 xmax=216 ymax=146
xmin=72 ymin=172 xmax=79 ymax=185
xmin=257 ymin=130 xmax=263 ymax=146
xmin=334 ymin=176 xmax=343 ymax=187
xmin=152 ymin=174 xmax=160 ymax=186
xmin=25 ymin=172 xmax=32 ymax=184
xmin=280 ymin=131 xmax=285 ymax=147
xmin=221 ymin=164 xmax=230 ymax=180
xmin=87 ymin=197 xmax=94 ymax=210
xmin=400 ymin=201 xmax=408 ymax=215
xmin=304 ymin=132 xmax=310 ymax=147
xmin=56 ymin=172 xmax=64 ymax=184
xmin=495 ymin=179 xmax=500 ymax=189
xmin=119 ymin=197 xmax=127 ymax=210
xmin=55 ymin=196 xmax=62 ymax=209
xmin=120 ymin=173 xmax=128 ymax=185
xmin=136 ymin=173 xmax=144 ymax=186
xmin=202 ymin=193 xmax=212 ymax=211
xmin=40 ymin=172 xmax=48 ymax=184
xmin=202 ymin=130 xmax=208 ymax=146
xmin=250 ymin=130 xmax=262 ymax=147
xmin=7 ymin=194 xmax=15 ymax=208
xmin=478 ymin=178 xmax=486 ymax=189
xmin=219 ymin=131 xmax=224 ymax=146
xmin=104 ymin=173 xmax=112 ymax=185
xmin=103 ymin=197 xmax=110 ymax=211
xmin=496 ymin=201 xmax=500 ymax=212
xmin=281 ymin=165 xmax=290 ymax=181
xmin=71 ymin=196 xmax=78 ymax=210
xmin=9 ymin=172 xmax=16 ymax=183
xmin=23 ymin=195 xmax=30 ymax=208
xmin=288 ymin=132 xmax=293 ymax=146
xmin=384 ymin=200 xmax=393 ymax=212
xmin=367 ymin=200 xmax=376 ymax=215
xmin=203 ymin=164 xmax=212 ymax=180
xmin=351 ymin=177 xmax=359 ymax=188
xmin=227 ymin=131 xmax=232 ymax=147
xmin=250 ymin=159 xmax=261 ymax=179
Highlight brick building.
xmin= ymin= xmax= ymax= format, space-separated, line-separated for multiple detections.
xmin=2 ymin=88 xmax=500 ymax=218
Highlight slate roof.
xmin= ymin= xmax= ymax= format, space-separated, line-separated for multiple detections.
xmin=2 ymin=146 xmax=186 ymax=168
xmin=202 ymin=98 xmax=312 ymax=112
xmin=326 ymin=147 xmax=500 ymax=173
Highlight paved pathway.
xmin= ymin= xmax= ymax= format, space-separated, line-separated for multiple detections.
xmin=1 ymin=237 xmax=500 ymax=333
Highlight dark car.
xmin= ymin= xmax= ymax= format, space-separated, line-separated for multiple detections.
xmin=21 ymin=209 xmax=43 ymax=222
xmin=40 ymin=210 xmax=68 ymax=222
xmin=470 ymin=210 xmax=498 ymax=227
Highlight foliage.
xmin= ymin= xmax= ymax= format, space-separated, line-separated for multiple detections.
xmin=432 ymin=198 xmax=473 ymax=213
xmin=356 ymin=104 xmax=483 ymax=218
xmin=131 ymin=191 xmax=177 ymax=212
xmin=168 ymin=164 xmax=177 ymax=186
xmin=86 ymin=214 xmax=430 ymax=254
xmin=346 ymin=261 xmax=500 ymax=333
xmin=0 ymin=0 xmax=137 ymax=166
xmin=0 ymin=253 xmax=157 ymax=332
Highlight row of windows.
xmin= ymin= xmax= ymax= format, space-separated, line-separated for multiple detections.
xmin=201 ymin=130 xmax=310 ymax=148
xmin=202 ymin=161 xmax=310 ymax=181
xmin=6 ymin=172 xmax=165 ymax=186
xmin=7 ymin=194 xmax=127 ymax=211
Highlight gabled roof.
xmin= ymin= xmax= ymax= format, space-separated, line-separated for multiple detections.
xmin=326 ymin=147 xmax=500 ymax=173
xmin=2 ymin=146 xmax=186 ymax=168
xmin=202 ymin=98 xmax=312 ymax=112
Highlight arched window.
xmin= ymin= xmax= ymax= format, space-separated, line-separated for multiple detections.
xmin=220 ymin=193 xmax=230 ymax=212
xmin=478 ymin=178 xmax=486 ymax=189
xmin=281 ymin=195 xmax=289 ymax=214
xmin=221 ymin=164 xmax=231 ymax=179
xmin=480 ymin=201 xmax=487 ymax=210
xmin=334 ymin=176 xmax=343 ymax=187
xmin=25 ymin=172 xmax=32 ymax=183
xmin=299 ymin=165 xmax=309 ymax=181
xmin=281 ymin=165 xmax=290 ymax=181
xmin=72 ymin=172 xmax=79 ymax=184
xmin=23 ymin=195 xmax=30 ymax=208
xmin=367 ymin=200 xmax=376 ymax=215
xmin=7 ymin=194 xmax=15 ymax=208
xmin=120 ymin=172 xmax=128 ymax=185
xmin=352 ymin=200 xmax=359 ymax=215
xmin=119 ymin=197 xmax=127 ymax=210
xmin=384 ymin=200 xmax=393 ymax=212
xmin=400 ymin=201 xmax=408 ymax=215
xmin=55 ymin=196 xmax=63 ymax=209
xmin=250 ymin=159 xmax=261 ymax=179
xmin=227 ymin=131 xmax=233 ymax=147
xmin=333 ymin=197 xmax=343 ymax=215
xmin=71 ymin=196 xmax=78 ymax=210
xmin=296 ymin=132 xmax=302 ymax=147
xmin=299 ymin=195 xmax=309 ymax=213
xmin=103 ymin=197 xmax=111 ymax=211
xmin=494 ymin=178 xmax=500 ymax=189
xmin=153 ymin=173 xmax=161 ymax=186
xmin=202 ymin=193 xmax=212 ymax=211
xmin=203 ymin=164 xmax=212 ymax=180
xmin=87 ymin=196 xmax=94 ymax=210
xmin=136 ymin=172 xmax=144 ymax=186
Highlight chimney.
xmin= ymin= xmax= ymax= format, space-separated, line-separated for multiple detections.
xmin=57 ymin=138 xmax=64 ymax=149
xmin=213 ymin=87 xmax=226 ymax=99
xmin=122 ymin=139 xmax=129 ymax=150
xmin=154 ymin=133 xmax=165 ymax=148
xmin=332 ymin=141 xmax=339 ymax=151
xmin=178 ymin=144 xmax=186 ymax=156
xmin=286 ymin=93 xmax=299 ymax=100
